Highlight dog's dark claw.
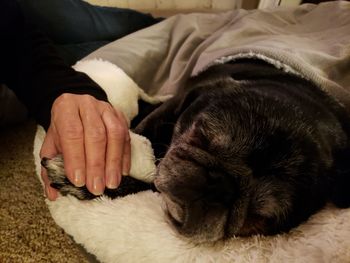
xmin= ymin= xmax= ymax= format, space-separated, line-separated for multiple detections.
xmin=41 ymin=157 xmax=49 ymax=168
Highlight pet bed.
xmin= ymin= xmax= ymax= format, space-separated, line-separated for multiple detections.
xmin=33 ymin=2 xmax=350 ymax=262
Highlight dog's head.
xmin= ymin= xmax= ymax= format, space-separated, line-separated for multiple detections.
xmin=136 ymin=66 xmax=333 ymax=243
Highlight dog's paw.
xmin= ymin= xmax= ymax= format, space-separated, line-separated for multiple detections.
xmin=41 ymin=155 xmax=153 ymax=200
xmin=41 ymin=155 xmax=96 ymax=200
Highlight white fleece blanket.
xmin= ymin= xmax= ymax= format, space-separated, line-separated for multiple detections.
xmin=33 ymin=59 xmax=350 ymax=263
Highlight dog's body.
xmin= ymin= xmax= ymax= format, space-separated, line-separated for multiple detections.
xmin=43 ymin=59 xmax=350 ymax=243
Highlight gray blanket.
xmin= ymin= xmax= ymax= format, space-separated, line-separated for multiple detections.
xmin=85 ymin=1 xmax=350 ymax=114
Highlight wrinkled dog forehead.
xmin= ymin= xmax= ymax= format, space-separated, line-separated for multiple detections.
xmin=172 ymin=110 xmax=236 ymax=154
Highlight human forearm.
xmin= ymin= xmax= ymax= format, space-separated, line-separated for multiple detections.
xmin=16 ymin=23 xmax=108 ymax=129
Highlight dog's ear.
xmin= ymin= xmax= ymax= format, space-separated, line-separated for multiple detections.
xmin=133 ymin=85 xmax=206 ymax=158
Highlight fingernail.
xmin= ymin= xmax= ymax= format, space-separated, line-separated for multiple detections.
xmin=122 ymin=158 xmax=130 ymax=176
xmin=122 ymin=165 xmax=130 ymax=176
xmin=74 ymin=169 xmax=85 ymax=187
xmin=93 ymin=177 xmax=104 ymax=195
xmin=106 ymin=172 xmax=119 ymax=189
xmin=45 ymin=186 xmax=57 ymax=201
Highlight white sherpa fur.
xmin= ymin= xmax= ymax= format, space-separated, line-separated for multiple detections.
xmin=211 ymin=52 xmax=303 ymax=77
xmin=33 ymin=59 xmax=350 ymax=263
xmin=73 ymin=59 xmax=170 ymax=124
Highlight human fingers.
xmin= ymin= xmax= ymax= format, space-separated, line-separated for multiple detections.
xmin=41 ymin=168 xmax=58 ymax=201
xmin=101 ymin=107 xmax=129 ymax=189
xmin=79 ymin=96 xmax=108 ymax=195
xmin=51 ymin=94 xmax=86 ymax=187
xmin=115 ymin=110 xmax=131 ymax=177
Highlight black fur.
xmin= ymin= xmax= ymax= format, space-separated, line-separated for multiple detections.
xmin=134 ymin=59 xmax=350 ymax=241
xmin=44 ymin=59 xmax=350 ymax=242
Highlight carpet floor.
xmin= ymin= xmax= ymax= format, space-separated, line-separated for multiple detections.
xmin=0 ymin=120 xmax=90 ymax=263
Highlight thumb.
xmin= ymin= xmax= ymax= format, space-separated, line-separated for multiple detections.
xmin=40 ymin=125 xmax=60 ymax=159
xmin=41 ymin=168 xmax=58 ymax=201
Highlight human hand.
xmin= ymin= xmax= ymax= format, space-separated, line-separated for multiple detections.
xmin=40 ymin=93 xmax=131 ymax=201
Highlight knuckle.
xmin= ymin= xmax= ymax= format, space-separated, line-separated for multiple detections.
xmin=81 ymin=94 xmax=95 ymax=103
xmin=51 ymin=93 xmax=78 ymax=118
xmin=100 ymin=101 xmax=111 ymax=108
xmin=88 ymin=159 xmax=105 ymax=170
xmin=53 ymin=94 xmax=96 ymax=113
xmin=108 ymin=123 xmax=125 ymax=136
xmin=53 ymin=93 xmax=73 ymax=107
xmin=108 ymin=154 xmax=122 ymax=164
xmin=62 ymin=124 xmax=84 ymax=140
xmin=86 ymin=126 xmax=106 ymax=142
xmin=59 ymin=93 xmax=74 ymax=100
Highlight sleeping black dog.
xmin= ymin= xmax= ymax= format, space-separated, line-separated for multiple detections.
xmin=42 ymin=59 xmax=350 ymax=243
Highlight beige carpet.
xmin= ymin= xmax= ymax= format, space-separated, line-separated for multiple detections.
xmin=0 ymin=120 xmax=91 ymax=263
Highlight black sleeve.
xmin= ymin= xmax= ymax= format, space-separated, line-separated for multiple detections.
xmin=0 ymin=0 xmax=108 ymax=130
